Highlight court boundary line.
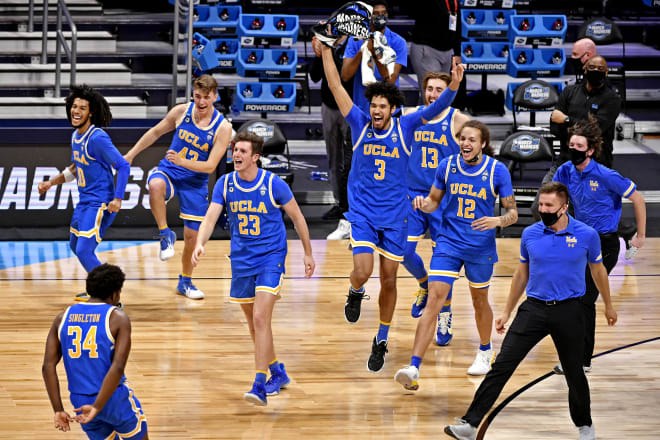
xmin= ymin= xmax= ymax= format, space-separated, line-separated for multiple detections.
xmin=476 ymin=336 xmax=660 ymax=440
xmin=3 ymin=274 xmax=660 ymax=281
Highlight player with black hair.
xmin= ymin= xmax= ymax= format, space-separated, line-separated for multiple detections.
xmin=39 ymin=85 xmax=130 ymax=302
xmin=43 ymin=264 xmax=148 ymax=440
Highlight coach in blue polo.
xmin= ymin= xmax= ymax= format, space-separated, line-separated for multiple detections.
xmin=553 ymin=116 xmax=646 ymax=374
xmin=445 ymin=181 xmax=617 ymax=440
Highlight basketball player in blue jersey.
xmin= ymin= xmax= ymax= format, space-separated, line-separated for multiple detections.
xmin=321 ymin=41 xmax=464 ymax=372
xmin=192 ymin=132 xmax=315 ymax=406
xmin=403 ymin=71 xmax=470 ymax=347
xmin=38 ymin=85 xmax=130 ymax=302
xmin=43 ymin=264 xmax=148 ymax=439
xmin=395 ymin=121 xmax=518 ymax=390
xmin=125 ymin=75 xmax=232 ymax=300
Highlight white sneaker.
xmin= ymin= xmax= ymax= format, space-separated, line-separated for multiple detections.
xmin=444 ymin=418 xmax=477 ymax=440
xmin=625 ymin=233 xmax=638 ymax=259
xmin=177 ymin=283 xmax=205 ymax=300
xmin=578 ymin=424 xmax=596 ymax=440
xmin=467 ymin=348 xmax=494 ymax=376
xmin=394 ymin=365 xmax=420 ymax=391
xmin=327 ymin=219 xmax=350 ymax=240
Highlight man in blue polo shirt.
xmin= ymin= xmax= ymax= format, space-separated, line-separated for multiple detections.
xmin=444 ymin=182 xmax=617 ymax=440
xmin=552 ymin=116 xmax=646 ymax=374
xmin=340 ymin=0 xmax=408 ymax=115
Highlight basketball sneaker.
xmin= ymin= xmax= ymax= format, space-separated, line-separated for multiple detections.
xmin=625 ymin=233 xmax=639 ymax=259
xmin=467 ymin=348 xmax=494 ymax=376
xmin=264 ymin=363 xmax=290 ymax=396
xmin=367 ymin=337 xmax=388 ymax=373
xmin=75 ymin=292 xmax=90 ymax=302
xmin=177 ymin=275 xmax=205 ymax=300
xmin=394 ymin=365 xmax=419 ymax=390
xmin=327 ymin=219 xmax=350 ymax=240
xmin=344 ymin=287 xmax=369 ymax=323
xmin=411 ymin=287 xmax=428 ymax=318
xmin=444 ymin=418 xmax=477 ymax=440
xmin=244 ymin=382 xmax=267 ymax=406
xmin=578 ymin=424 xmax=596 ymax=440
xmin=158 ymin=229 xmax=176 ymax=261
xmin=436 ymin=311 xmax=453 ymax=346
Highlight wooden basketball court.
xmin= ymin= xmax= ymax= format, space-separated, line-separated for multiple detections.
xmin=0 ymin=238 xmax=658 ymax=439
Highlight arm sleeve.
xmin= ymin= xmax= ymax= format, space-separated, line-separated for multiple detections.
xmin=586 ymin=227 xmax=603 ymax=263
xmin=433 ymin=157 xmax=450 ymax=191
xmin=91 ymin=131 xmax=129 ymax=199
xmin=494 ymin=161 xmax=514 ymax=198
xmin=211 ymin=175 xmax=227 ymax=206
xmin=603 ymin=168 xmax=636 ymax=198
xmin=271 ymin=174 xmax=294 ymax=205
xmin=400 ymin=87 xmax=458 ymax=132
xmin=520 ymin=229 xmax=529 ymax=263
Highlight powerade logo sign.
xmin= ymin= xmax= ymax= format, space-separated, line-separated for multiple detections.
xmin=511 ymin=135 xmax=540 ymax=156
xmin=586 ymin=21 xmax=612 ymax=40
xmin=247 ymin=122 xmax=275 ymax=140
xmin=524 ymin=85 xmax=551 ymax=104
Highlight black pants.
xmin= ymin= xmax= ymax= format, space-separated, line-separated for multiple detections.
xmin=463 ymin=298 xmax=591 ymax=428
xmin=581 ymin=232 xmax=620 ymax=366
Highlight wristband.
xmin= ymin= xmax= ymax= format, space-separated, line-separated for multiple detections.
xmin=63 ymin=167 xmax=75 ymax=182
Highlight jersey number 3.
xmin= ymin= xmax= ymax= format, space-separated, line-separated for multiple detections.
xmin=374 ymin=159 xmax=386 ymax=180
xmin=67 ymin=326 xmax=99 ymax=359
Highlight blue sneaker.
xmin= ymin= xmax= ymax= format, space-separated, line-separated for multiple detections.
xmin=158 ymin=229 xmax=176 ymax=261
xmin=244 ymin=382 xmax=267 ymax=406
xmin=177 ymin=275 xmax=205 ymax=300
xmin=411 ymin=287 xmax=428 ymax=318
xmin=264 ymin=363 xmax=291 ymax=396
xmin=435 ymin=311 xmax=453 ymax=346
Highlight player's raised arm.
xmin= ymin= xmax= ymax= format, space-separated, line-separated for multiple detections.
xmin=282 ymin=197 xmax=315 ymax=278
xmin=322 ymin=44 xmax=354 ymax=117
xmin=124 ymin=104 xmax=185 ymax=164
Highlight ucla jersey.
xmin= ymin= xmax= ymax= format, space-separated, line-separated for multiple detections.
xmin=158 ymin=102 xmax=224 ymax=184
xmin=71 ymin=125 xmax=116 ymax=204
xmin=59 ymin=302 xmax=126 ymax=395
xmin=215 ymin=169 xmax=293 ymax=276
xmin=434 ymin=154 xmax=513 ymax=264
xmin=408 ymin=107 xmax=461 ymax=194
xmin=347 ymin=117 xmax=411 ymax=227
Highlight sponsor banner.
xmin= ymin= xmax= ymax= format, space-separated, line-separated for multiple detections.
xmin=0 ymin=144 xmax=216 ymax=228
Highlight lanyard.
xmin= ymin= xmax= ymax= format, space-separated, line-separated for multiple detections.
xmin=445 ymin=0 xmax=457 ymax=15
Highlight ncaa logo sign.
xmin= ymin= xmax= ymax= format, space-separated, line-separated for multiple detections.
xmin=512 ymin=135 xmax=539 ymax=156
xmin=586 ymin=21 xmax=612 ymax=41
xmin=524 ymin=85 xmax=550 ymax=104
xmin=247 ymin=122 xmax=274 ymax=141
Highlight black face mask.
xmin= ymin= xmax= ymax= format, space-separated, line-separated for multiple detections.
xmin=540 ymin=207 xmax=563 ymax=227
xmin=586 ymin=69 xmax=606 ymax=87
xmin=569 ymin=148 xmax=588 ymax=166
xmin=372 ymin=14 xmax=387 ymax=31
xmin=466 ymin=153 xmax=480 ymax=164
xmin=569 ymin=58 xmax=584 ymax=75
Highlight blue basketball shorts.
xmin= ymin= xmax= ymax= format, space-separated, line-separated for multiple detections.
xmin=70 ymin=202 xmax=117 ymax=243
xmin=428 ymin=252 xmax=493 ymax=289
xmin=147 ymin=168 xmax=208 ymax=230
xmin=350 ymin=220 xmax=407 ymax=262
xmin=406 ymin=198 xmax=442 ymax=243
xmin=230 ymin=270 xmax=285 ymax=304
xmin=70 ymin=382 xmax=147 ymax=440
